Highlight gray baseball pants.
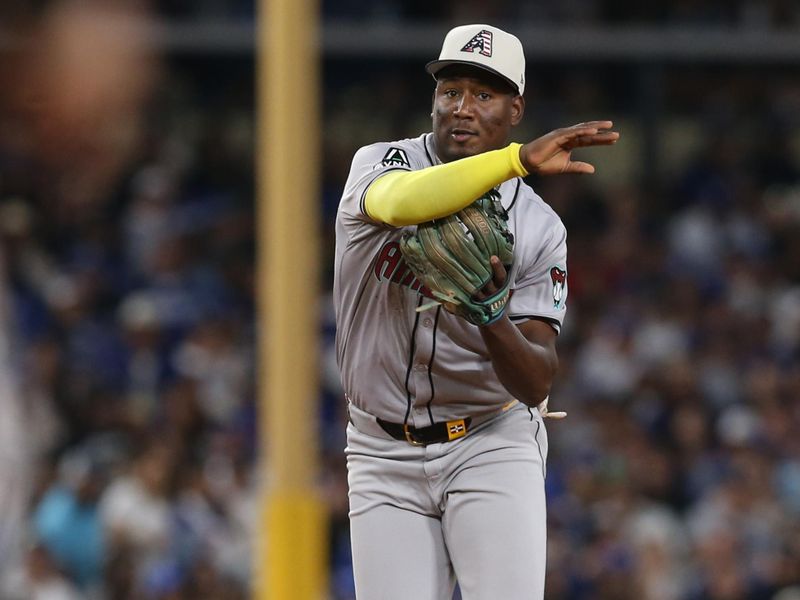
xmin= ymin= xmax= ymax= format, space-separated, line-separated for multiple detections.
xmin=346 ymin=401 xmax=548 ymax=600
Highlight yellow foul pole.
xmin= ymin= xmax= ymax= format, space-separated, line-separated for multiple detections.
xmin=257 ymin=0 xmax=326 ymax=598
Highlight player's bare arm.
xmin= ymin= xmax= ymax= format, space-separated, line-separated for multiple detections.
xmin=476 ymin=256 xmax=558 ymax=406
xmin=519 ymin=121 xmax=619 ymax=175
xmin=480 ymin=316 xmax=558 ymax=407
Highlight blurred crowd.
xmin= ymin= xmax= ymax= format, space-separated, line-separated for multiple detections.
xmin=1 ymin=2 xmax=800 ymax=600
xmin=0 ymin=3 xmax=256 ymax=595
xmin=324 ymin=0 xmax=800 ymax=29
xmin=8 ymin=0 xmax=796 ymax=29
xmin=0 ymin=98 xmax=257 ymax=593
xmin=531 ymin=123 xmax=800 ymax=598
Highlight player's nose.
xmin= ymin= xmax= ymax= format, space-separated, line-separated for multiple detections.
xmin=453 ymin=95 xmax=476 ymax=118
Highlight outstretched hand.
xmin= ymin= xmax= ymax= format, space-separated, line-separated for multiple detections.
xmin=519 ymin=121 xmax=619 ymax=176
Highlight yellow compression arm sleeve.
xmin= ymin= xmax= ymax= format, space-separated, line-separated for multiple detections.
xmin=365 ymin=143 xmax=529 ymax=226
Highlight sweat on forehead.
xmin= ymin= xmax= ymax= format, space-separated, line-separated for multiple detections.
xmin=434 ymin=64 xmax=518 ymax=96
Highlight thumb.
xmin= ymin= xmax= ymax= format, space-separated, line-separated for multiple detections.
xmin=563 ymin=161 xmax=595 ymax=174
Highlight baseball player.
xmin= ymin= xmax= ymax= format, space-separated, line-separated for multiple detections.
xmin=334 ymin=24 xmax=618 ymax=599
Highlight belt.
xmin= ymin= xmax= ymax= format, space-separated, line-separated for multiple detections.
xmin=347 ymin=399 xmax=518 ymax=447
xmin=376 ymin=417 xmax=472 ymax=446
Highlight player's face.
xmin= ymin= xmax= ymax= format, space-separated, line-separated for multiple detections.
xmin=432 ymin=67 xmax=524 ymax=163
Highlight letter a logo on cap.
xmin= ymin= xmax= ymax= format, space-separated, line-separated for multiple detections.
xmin=460 ymin=29 xmax=493 ymax=57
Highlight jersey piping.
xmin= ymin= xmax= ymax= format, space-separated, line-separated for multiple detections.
xmin=403 ymin=296 xmax=424 ymax=425
xmin=508 ymin=179 xmax=522 ymax=211
xmin=425 ymin=305 xmax=443 ymax=425
xmin=534 ymin=419 xmax=546 ymax=478
xmin=423 ymin=135 xmax=437 ymax=167
xmin=509 ymin=314 xmax=561 ymax=325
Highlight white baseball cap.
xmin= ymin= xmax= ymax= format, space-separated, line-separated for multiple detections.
xmin=426 ymin=24 xmax=526 ymax=95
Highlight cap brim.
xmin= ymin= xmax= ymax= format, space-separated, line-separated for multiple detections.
xmin=425 ymin=59 xmax=520 ymax=95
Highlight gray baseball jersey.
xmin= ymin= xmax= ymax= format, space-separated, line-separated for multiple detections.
xmin=336 ymin=133 xmax=567 ymax=599
xmin=334 ymin=132 xmax=568 ymax=425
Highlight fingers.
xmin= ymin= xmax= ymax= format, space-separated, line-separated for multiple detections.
xmin=522 ymin=120 xmax=619 ymax=175
xmin=556 ymin=120 xmax=617 ymax=138
xmin=573 ymin=131 xmax=620 ymax=146
xmin=553 ymin=122 xmax=619 ymax=175
xmin=563 ymin=161 xmax=595 ymax=174
xmin=490 ymin=255 xmax=506 ymax=288
xmin=572 ymin=120 xmax=614 ymax=130
xmin=586 ymin=131 xmax=619 ymax=144
xmin=556 ymin=129 xmax=619 ymax=150
xmin=474 ymin=256 xmax=507 ymax=300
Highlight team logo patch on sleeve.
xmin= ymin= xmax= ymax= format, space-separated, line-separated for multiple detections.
xmin=460 ymin=30 xmax=493 ymax=57
xmin=381 ymin=147 xmax=410 ymax=168
xmin=550 ymin=266 xmax=567 ymax=309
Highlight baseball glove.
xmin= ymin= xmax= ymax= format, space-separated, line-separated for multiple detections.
xmin=399 ymin=190 xmax=514 ymax=326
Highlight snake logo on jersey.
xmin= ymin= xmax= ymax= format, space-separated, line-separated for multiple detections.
xmin=460 ymin=30 xmax=493 ymax=57
xmin=374 ymin=241 xmax=433 ymax=297
xmin=550 ymin=266 xmax=567 ymax=309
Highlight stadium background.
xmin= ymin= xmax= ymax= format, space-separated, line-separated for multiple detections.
xmin=1 ymin=1 xmax=800 ymax=598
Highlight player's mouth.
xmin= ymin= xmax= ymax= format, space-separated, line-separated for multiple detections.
xmin=450 ymin=128 xmax=477 ymax=143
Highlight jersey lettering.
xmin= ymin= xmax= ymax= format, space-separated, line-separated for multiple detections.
xmin=374 ymin=241 xmax=403 ymax=281
xmin=374 ymin=241 xmax=432 ymax=297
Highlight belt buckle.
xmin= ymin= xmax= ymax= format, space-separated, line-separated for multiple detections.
xmin=402 ymin=424 xmax=425 ymax=446
xmin=446 ymin=419 xmax=467 ymax=441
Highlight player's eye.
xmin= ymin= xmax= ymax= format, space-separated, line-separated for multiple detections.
xmin=477 ymin=92 xmax=491 ymax=101
xmin=443 ymin=89 xmax=459 ymax=98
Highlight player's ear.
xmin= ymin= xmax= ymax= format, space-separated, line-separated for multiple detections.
xmin=510 ymin=95 xmax=525 ymax=126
